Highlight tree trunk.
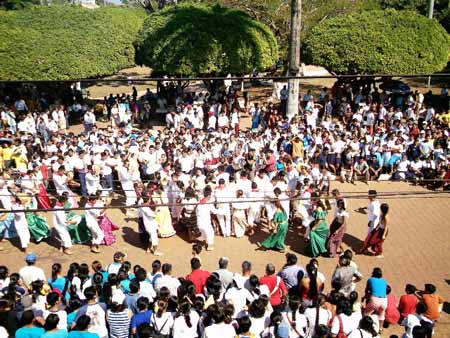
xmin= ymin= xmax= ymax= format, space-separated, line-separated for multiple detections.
xmin=286 ymin=0 xmax=301 ymax=121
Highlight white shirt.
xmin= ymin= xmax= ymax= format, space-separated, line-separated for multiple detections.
xmin=401 ymin=314 xmax=433 ymax=338
xmin=154 ymin=275 xmax=181 ymax=296
xmin=19 ymin=265 xmax=46 ymax=285
xmin=204 ymin=322 xmax=236 ymax=338
xmin=173 ymin=310 xmax=200 ymax=338
xmin=150 ymin=312 xmax=174 ymax=336
xmin=53 ymin=173 xmax=69 ymax=195
xmin=368 ymin=199 xmax=381 ymax=231
xmin=331 ymin=312 xmax=362 ymax=336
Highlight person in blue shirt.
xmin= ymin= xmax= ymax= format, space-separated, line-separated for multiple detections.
xmin=48 ymin=263 xmax=68 ymax=294
xmin=66 ymin=299 xmax=82 ymax=330
xmin=68 ymin=315 xmax=99 ymax=338
xmin=16 ymin=310 xmax=45 ymax=338
xmin=363 ymin=267 xmax=388 ymax=332
xmin=41 ymin=314 xmax=68 ymax=338
xmin=130 ymin=297 xmax=153 ymax=337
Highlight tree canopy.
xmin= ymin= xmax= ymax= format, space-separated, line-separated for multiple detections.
xmin=304 ymin=9 xmax=450 ymax=75
xmin=134 ymin=3 xmax=278 ymax=76
xmin=0 ymin=6 xmax=146 ymax=81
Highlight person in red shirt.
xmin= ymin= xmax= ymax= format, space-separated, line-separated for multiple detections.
xmin=186 ymin=258 xmax=210 ymax=295
xmin=398 ymin=284 xmax=419 ymax=320
xmin=264 ymin=151 xmax=277 ymax=178
xmin=384 ymin=285 xmax=400 ymax=327
xmin=260 ymin=263 xmax=287 ymax=312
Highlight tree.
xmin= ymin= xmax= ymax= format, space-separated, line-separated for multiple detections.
xmin=304 ymin=9 xmax=450 ymax=74
xmin=135 ymin=3 xmax=278 ymax=77
xmin=0 ymin=6 xmax=146 ymax=80
xmin=0 ymin=0 xmax=40 ymax=10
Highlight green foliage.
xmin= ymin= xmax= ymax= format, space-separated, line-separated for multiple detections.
xmin=0 ymin=6 xmax=146 ymax=80
xmin=304 ymin=9 xmax=450 ymax=74
xmin=135 ymin=2 xmax=278 ymax=75
xmin=0 ymin=0 xmax=40 ymax=10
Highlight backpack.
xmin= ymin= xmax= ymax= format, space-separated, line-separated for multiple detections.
xmin=419 ymin=316 xmax=434 ymax=338
xmin=150 ymin=313 xmax=171 ymax=338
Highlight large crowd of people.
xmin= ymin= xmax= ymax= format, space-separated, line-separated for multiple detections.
xmin=0 ymin=79 xmax=448 ymax=336
xmin=0 ymin=251 xmax=444 ymax=338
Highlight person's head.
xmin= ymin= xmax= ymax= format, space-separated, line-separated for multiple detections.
xmin=0 ymin=266 xmax=8 ymax=280
xmin=20 ymin=310 xmax=35 ymax=326
xmin=336 ymin=298 xmax=353 ymax=316
xmin=371 ymin=267 xmax=383 ymax=278
xmin=192 ymin=243 xmax=202 ymax=256
xmin=137 ymin=323 xmax=153 ymax=338
xmin=44 ymin=313 xmax=59 ymax=331
xmin=285 ymin=253 xmax=297 ymax=266
xmin=190 ymin=258 xmax=201 ymax=271
xmin=368 ymin=189 xmax=377 ymax=201
xmin=412 ymin=325 xmax=427 ymax=338
xmin=416 ymin=302 xmax=427 ymax=315
xmin=338 ymin=256 xmax=351 ymax=267
xmin=51 ymin=263 xmax=62 ymax=281
xmin=137 ymin=296 xmax=150 ymax=312
xmin=265 ymin=263 xmax=276 ymax=276
xmin=358 ymin=316 xmax=378 ymax=336
xmin=337 ymin=199 xmax=346 ymax=210
xmin=113 ymin=251 xmax=126 ymax=263
xmin=249 ymin=299 xmax=266 ymax=318
xmin=342 ymin=249 xmax=353 ymax=261
xmin=25 ymin=253 xmax=37 ymax=266
xmin=83 ymin=286 xmax=97 ymax=301
xmin=46 ymin=292 xmax=60 ymax=308
xmin=161 ymin=263 xmax=172 ymax=276
xmin=405 ymin=284 xmax=417 ymax=294
xmin=218 ymin=257 xmax=229 ymax=269
xmin=152 ymin=260 xmax=161 ymax=274
xmin=75 ymin=315 xmax=91 ymax=331
xmin=237 ymin=315 xmax=252 ymax=334
xmin=424 ymin=283 xmax=436 ymax=294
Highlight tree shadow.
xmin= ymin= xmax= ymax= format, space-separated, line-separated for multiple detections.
xmin=354 ymin=207 xmax=367 ymax=215
xmin=443 ymin=301 xmax=450 ymax=315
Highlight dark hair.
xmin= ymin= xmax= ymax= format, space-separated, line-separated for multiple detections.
xmin=416 ymin=302 xmax=427 ymax=315
xmin=137 ymin=296 xmax=149 ymax=312
xmin=46 ymin=292 xmax=60 ymax=307
xmin=336 ymin=299 xmax=353 ymax=316
xmin=51 ymin=263 xmax=62 ymax=283
xmin=92 ymin=272 xmax=104 ymax=299
xmin=359 ymin=316 xmax=378 ymax=336
xmin=152 ymin=260 xmax=161 ymax=272
xmin=386 ymin=285 xmax=392 ymax=295
xmin=424 ymin=284 xmax=436 ymax=294
xmin=44 ymin=313 xmax=59 ymax=331
xmin=83 ymin=286 xmax=97 ymax=301
xmin=372 ymin=267 xmax=383 ymax=278
xmin=249 ymin=299 xmax=266 ymax=319
xmin=0 ymin=266 xmax=8 ymax=280
xmin=403 ymin=284 xmax=415 ymax=295
xmin=177 ymin=301 xmax=192 ymax=328
xmin=381 ymin=203 xmax=389 ymax=216
xmin=219 ymin=257 xmax=229 ymax=269
xmin=286 ymin=253 xmax=297 ymax=265
xmin=129 ymin=280 xmax=140 ymax=294
xmin=192 ymin=243 xmax=202 ymax=255
xmin=137 ymin=323 xmax=153 ymax=338
xmin=190 ymin=258 xmax=201 ymax=270
xmin=75 ymin=315 xmax=91 ymax=331
xmin=68 ymin=298 xmax=82 ymax=312
xmin=20 ymin=310 xmax=35 ymax=326
xmin=237 ymin=315 xmax=252 ymax=334
xmin=306 ymin=263 xmax=318 ymax=301
xmin=288 ymin=295 xmax=301 ymax=325
xmin=162 ymin=263 xmax=172 ymax=275
xmin=135 ymin=268 xmax=147 ymax=282
xmin=242 ymin=261 xmax=252 ymax=272
xmin=269 ymin=311 xmax=283 ymax=338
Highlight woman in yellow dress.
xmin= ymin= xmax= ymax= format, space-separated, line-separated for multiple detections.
xmin=152 ymin=189 xmax=176 ymax=238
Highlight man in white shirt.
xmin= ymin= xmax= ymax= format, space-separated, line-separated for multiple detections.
xmin=215 ymin=179 xmax=233 ymax=237
xmin=19 ymin=253 xmax=46 ymax=286
xmin=154 ymin=263 xmax=181 ymax=296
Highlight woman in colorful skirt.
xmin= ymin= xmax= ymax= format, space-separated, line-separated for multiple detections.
xmin=261 ymin=201 xmax=289 ymax=253
xmin=308 ymin=194 xmax=329 ymax=257
xmin=24 ymin=194 xmax=51 ymax=243
xmin=153 ymin=189 xmax=176 ymax=238
xmin=97 ymin=192 xmax=119 ymax=246
xmin=327 ymin=199 xmax=349 ymax=257
xmin=0 ymin=211 xmax=16 ymax=250
xmin=361 ymin=203 xmax=390 ymax=258
xmin=62 ymin=192 xmax=91 ymax=245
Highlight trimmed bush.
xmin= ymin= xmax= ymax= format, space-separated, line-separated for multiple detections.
xmin=304 ymin=9 xmax=450 ymax=74
xmin=135 ymin=3 xmax=278 ymax=75
xmin=0 ymin=6 xmax=146 ymax=80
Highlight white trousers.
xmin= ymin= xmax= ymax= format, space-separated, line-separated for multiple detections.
xmin=87 ymin=222 xmax=104 ymax=245
xmin=55 ymin=224 xmax=72 ymax=248
xmin=248 ymin=205 xmax=262 ymax=225
xmin=217 ymin=208 xmax=231 ymax=237
xmin=199 ymin=223 xmax=215 ymax=246
xmin=16 ymin=222 xmax=30 ymax=249
xmin=144 ymin=221 xmax=159 ymax=246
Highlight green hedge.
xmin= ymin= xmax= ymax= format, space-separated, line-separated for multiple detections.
xmin=135 ymin=3 xmax=278 ymax=75
xmin=304 ymin=9 xmax=450 ymax=74
xmin=0 ymin=6 xmax=146 ymax=80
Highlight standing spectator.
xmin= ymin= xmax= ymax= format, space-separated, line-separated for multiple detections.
xmin=186 ymin=258 xmax=210 ymax=295
xmin=19 ymin=254 xmax=46 ymax=286
xmin=277 ymin=253 xmax=305 ymax=293
xmin=260 ymin=263 xmax=287 ymax=312
xmin=363 ymin=267 xmax=388 ymax=331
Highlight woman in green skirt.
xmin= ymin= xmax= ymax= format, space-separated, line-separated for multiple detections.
xmin=261 ymin=201 xmax=289 ymax=253
xmin=308 ymin=193 xmax=329 ymax=257
xmin=24 ymin=195 xmax=51 ymax=243
xmin=61 ymin=192 xmax=91 ymax=244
